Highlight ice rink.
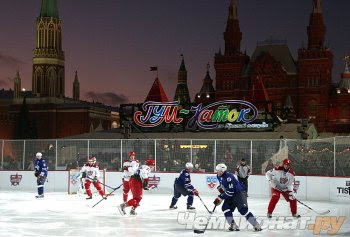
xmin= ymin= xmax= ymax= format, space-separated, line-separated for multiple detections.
xmin=0 ymin=191 xmax=349 ymax=237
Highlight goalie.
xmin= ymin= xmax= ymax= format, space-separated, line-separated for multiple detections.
xmin=80 ymin=156 xmax=105 ymax=199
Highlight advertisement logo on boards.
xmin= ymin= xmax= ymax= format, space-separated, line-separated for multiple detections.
xmin=10 ymin=173 xmax=22 ymax=186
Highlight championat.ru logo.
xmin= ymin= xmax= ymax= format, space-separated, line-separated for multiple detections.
xmin=206 ymin=176 xmax=218 ymax=189
xmin=10 ymin=173 xmax=22 ymax=186
xmin=148 ymin=175 xmax=160 ymax=189
xmin=177 ymin=212 xmax=346 ymax=235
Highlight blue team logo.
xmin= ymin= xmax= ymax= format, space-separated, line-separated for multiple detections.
xmin=10 ymin=173 xmax=22 ymax=186
xmin=206 ymin=176 xmax=218 ymax=189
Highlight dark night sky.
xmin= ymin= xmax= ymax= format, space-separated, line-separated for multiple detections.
xmin=0 ymin=0 xmax=350 ymax=105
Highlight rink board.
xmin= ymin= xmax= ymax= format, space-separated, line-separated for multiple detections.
xmin=0 ymin=171 xmax=349 ymax=203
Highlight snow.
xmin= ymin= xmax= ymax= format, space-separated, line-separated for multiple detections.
xmin=0 ymin=191 xmax=349 ymax=237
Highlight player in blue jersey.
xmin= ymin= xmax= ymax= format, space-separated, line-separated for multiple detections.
xmin=213 ymin=163 xmax=262 ymax=231
xmin=34 ymin=152 xmax=48 ymax=198
xmin=169 ymin=162 xmax=199 ymax=210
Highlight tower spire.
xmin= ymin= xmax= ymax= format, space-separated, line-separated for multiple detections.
xmin=174 ymin=54 xmax=191 ymax=104
xmin=229 ymin=0 xmax=238 ymax=20
xmin=40 ymin=0 xmax=59 ymax=18
xmin=343 ymin=54 xmax=350 ymax=73
xmin=33 ymin=0 xmax=65 ymax=98
xmin=307 ymin=0 xmax=325 ymax=49
xmin=73 ymin=71 xmax=80 ymax=101
xmin=224 ymin=0 xmax=242 ymax=55
xmin=312 ymin=0 xmax=322 ymax=14
xmin=14 ymin=69 xmax=21 ymax=99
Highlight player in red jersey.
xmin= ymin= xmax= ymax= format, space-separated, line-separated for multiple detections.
xmin=118 ymin=159 xmax=155 ymax=216
xmin=266 ymin=159 xmax=300 ymax=218
xmin=122 ymin=151 xmax=140 ymax=202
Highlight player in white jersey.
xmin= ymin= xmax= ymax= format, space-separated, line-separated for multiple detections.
xmin=122 ymin=151 xmax=140 ymax=202
xmin=266 ymin=159 xmax=300 ymax=218
xmin=80 ymin=156 xmax=105 ymax=199
xmin=118 ymin=159 xmax=155 ymax=216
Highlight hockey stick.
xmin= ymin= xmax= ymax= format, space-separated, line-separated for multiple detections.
xmin=87 ymin=177 xmax=116 ymax=190
xmin=92 ymin=183 xmax=123 ymax=208
xmin=295 ymin=199 xmax=330 ymax=215
xmin=193 ymin=205 xmax=217 ymax=234
xmin=197 ymin=195 xmax=212 ymax=214
xmin=274 ymin=187 xmax=330 ymax=215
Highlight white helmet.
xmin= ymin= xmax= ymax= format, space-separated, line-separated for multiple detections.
xmin=215 ymin=163 xmax=227 ymax=172
xmin=36 ymin=152 xmax=42 ymax=158
xmin=186 ymin=162 xmax=194 ymax=169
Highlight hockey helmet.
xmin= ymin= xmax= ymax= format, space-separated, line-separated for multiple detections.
xmin=146 ymin=159 xmax=155 ymax=166
xmin=215 ymin=163 xmax=227 ymax=173
xmin=36 ymin=152 xmax=42 ymax=158
xmin=129 ymin=151 xmax=136 ymax=157
xmin=283 ymin=159 xmax=291 ymax=166
xmin=185 ymin=162 xmax=194 ymax=169
xmin=88 ymin=156 xmax=96 ymax=164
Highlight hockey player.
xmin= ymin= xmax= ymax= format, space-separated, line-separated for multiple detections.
xmin=122 ymin=151 xmax=139 ymax=202
xmin=214 ymin=163 xmax=261 ymax=231
xmin=169 ymin=162 xmax=199 ymax=210
xmin=235 ymin=158 xmax=251 ymax=194
xmin=118 ymin=159 xmax=155 ymax=216
xmin=80 ymin=156 xmax=105 ymax=199
xmin=266 ymin=159 xmax=300 ymax=218
xmin=34 ymin=152 xmax=48 ymax=198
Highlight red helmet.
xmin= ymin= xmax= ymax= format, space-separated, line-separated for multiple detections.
xmin=88 ymin=156 xmax=96 ymax=164
xmin=129 ymin=151 xmax=135 ymax=157
xmin=146 ymin=159 xmax=155 ymax=166
xmin=283 ymin=159 xmax=291 ymax=165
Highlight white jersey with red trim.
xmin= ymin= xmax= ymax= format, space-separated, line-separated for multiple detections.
xmin=266 ymin=166 xmax=295 ymax=192
xmin=80 ymin=163 xmax=101 ymax=180
xmin=122 ymin=160 xmax=140 ymax=181
xmin=135 ymin=165 xmax=152 ymax=181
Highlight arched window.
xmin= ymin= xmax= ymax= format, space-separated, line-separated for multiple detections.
xmin=47 ymin=68 xmax=56 ymax=96
xmin=38 ymin=23 xmax=44 ymax=48
xmin=308 ymin=101 xmax=317 ymax=119
xmin=48 ymin=24 xmax=54 ymax=48
xmin=57 ymin=69 xmax=64 ymax=95
xmin=34 ymin=68 xmax=43 ymax=94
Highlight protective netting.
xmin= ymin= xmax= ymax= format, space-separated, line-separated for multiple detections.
xmin=1 ymin=138 xmax=349 ymax=176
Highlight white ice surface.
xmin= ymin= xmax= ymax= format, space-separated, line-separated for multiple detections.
xmin=0 ymin=191 xmax=349 ymax=237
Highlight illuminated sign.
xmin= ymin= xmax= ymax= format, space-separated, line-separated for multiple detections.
xmin=180 ymin=145 xmax=208 ymax=149
xmin=134 ymin=100 xmax=259 ymax=129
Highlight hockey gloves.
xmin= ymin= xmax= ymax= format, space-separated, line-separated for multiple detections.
xmin=38 ymin=175 xmax=46 ymax=182
xmin=143 ymin=178 xmax=149 ymax=190
xmin=81 ymin=171 xmax=87 ymax=178
xmin=92 ymin=176 xmax=98 ymax=183
xmin=217 ymin=186 xmax=224 ymax=194
xmin=193 ymin=189 xmax=199 ymax=196
xmin=213 ymin=197 xmax=223 ymax=206
xmin=34 ymin=171 xmax=39 ymax=177
xmin=288 ymin=192 xmax=296 ymax=200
